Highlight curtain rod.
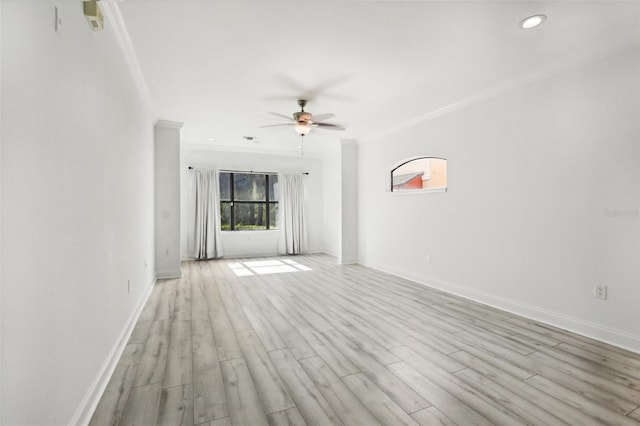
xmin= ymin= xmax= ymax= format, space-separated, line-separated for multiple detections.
xmin=188 ymin=166 xmax=309 ymax=175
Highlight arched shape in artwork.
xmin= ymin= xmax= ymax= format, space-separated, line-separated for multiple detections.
xmin=391 ymin=157 xmax=447 ymax=192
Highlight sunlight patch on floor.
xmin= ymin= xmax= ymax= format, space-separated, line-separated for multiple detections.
xmin=227 ymin=258 xmax=312 ymax=276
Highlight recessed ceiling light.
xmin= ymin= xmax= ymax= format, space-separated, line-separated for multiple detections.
xmin=207 ymin=138 xmax=214 ymax=141
xmin=520 ymin=14 xmax=546 ymax=30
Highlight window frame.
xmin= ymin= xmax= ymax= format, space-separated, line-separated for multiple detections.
xmin=220 ymin=172 xmax=279 ymax=231
xmin=390 ymin=156 xmax=448 ymax=194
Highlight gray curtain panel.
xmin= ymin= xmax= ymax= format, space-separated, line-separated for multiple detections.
xmin=193 ymin=168 xmax=224 ymax=259
xmin=278 ymin=173 xmax=308 ymax=254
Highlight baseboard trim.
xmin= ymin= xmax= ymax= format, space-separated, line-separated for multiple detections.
xmin=156 ymin=269 xmax=182 ymax=279
xmin=68 ymin=277 xmax=156 ymax=426
xmin=180 ymin=249 xmax=325 ymax=261
xmin=360 ymin=258 xmax=640 ymax=354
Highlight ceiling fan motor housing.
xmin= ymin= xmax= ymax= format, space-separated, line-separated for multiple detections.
xmin=293 ymin=111 xmax=313 ymax=123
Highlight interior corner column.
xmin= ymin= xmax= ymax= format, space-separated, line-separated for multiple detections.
xmin=154 ymin=120 xmax=183 ymax=278
xmin=339 ymin=139 xmax=358 ymax=264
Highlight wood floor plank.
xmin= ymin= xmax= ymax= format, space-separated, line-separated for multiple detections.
xmin=461 ymin=324 xmax=537 ymax=356
xmin=158 ymin=384 xmax=194 ymax=426
xmin=527 ymin=350 xmax=640 ymax=411
xmin=106 ymin=343 xmax=144 ymax=394
xmin=410 ymin=406 xmax=457 ymax=426
xmin=507 ymin=315 xmax=640 ymax=360
xmin=554 ymin=342 xmax=640 ymax=380
xmin=260 ymin=306 xmax=317 ymax=360
xmin=192 ymin=279 xmax=214 ymax=336
xmin=321 ymin=310 xmax=400 ymax=366
xmin=266 ymin=408 xmax=307 ymax=426
xmin=155 ymin=279 xmax=178 ymax=321
xmin=138 ymin=284 xmax=162 ymax=323
xmin=295 ymin=327 xmax=360 ymax=378
xmin=210 ymin=418 xmax=232 ymax=426
xmin=386 ymin=362 xmax=517 ymax=426
xmin=342 ymin=373 xmax=418 ymax=426
xmin=322 ymin=329 xmax=429 ymax=414
xmin=236 ymin=331 xmax=296 ymax=414
xmin=163 ymin=320 xmax=193 ymax=389
xmin=534 ymin=344 xmax=640 ymax=391
xmin=389 ymin=346 xmax=469 ymax=395
xmin=91 ymin=254 xmax=640 ymax=426
xmin=450 ymin=342 xmax=534 ymax=381
xmin=451 ymin=331 xmax=537 ymax=376
xmin=89 ymin=391 xmax=119 ymax=426
xmin=454 ymin=368 xmax=567 ymax=425
xmin=242 ymin=306 xmax=287 ymax=352
xmin=361 ymin=314 xmax=462 ymax=369
xmin=193 ymin=332 xmax=229 ymax=423
xmin=173 ymin=278 xmax=192 ymax=321
xmin=436 ymin=300 xmax=561 ymax=349
xmin=89 ymin=343 xmax=144 ymax=426
xmin=196 ymin=417 xmax=232 ymax=426
xmin=450 ymin=350 xmax=604 ymax=426
xmin=299 ymin=356 xmax=381 ymax=426
xmin=454 ymin=333 xmax=640 ymax=416
xmin=269 ymin=349 xmax=343 ymax=426
xmin=212 ymin=268 xmax=254 ymax=333
xmin=525 ymin=375 xmax=639 ymax=426
xmin=289 ymin=296 xmax=334 ymax=332
xmin=133 ymin=320 xmax=171 ymax=387
xmin=129 ymin=320 xmax=153 ymax=344
xmin=328 ymin=308 xmax=402 ymax=350
xmin=209 ymin=298 xmax=244 ymax=362
xmin=221 ymin=296 xmax=254 ymax=333
xmin=252 ymin=286 xmax=358 ymax=378
xmin=220 ymin=357 xmax=269 ymax=426
xmin=119 ymin=383 xmax=162 ymax=426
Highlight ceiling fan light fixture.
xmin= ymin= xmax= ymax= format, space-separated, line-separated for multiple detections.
xmin=520 ymin=14 xmax=546 ymax=29
xmin=295 ymin=123 xmax=312 ymax=136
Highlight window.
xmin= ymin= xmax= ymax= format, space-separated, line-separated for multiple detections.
xmin=391 ymin=157 xmax=447 ymax=192
xmin=220 ymin=172 xmax=279 ymax=230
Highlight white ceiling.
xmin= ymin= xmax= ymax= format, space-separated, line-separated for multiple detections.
xmin=118 ymin=1 xmax=639 ymax=157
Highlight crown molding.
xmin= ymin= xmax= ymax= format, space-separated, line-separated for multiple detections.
xmin=365 ymin=40 xmax=640 ymax=143
xmin=100 ymin=2 xmax=152 ymax=108
xmin=181 ymin=142 xmax=325 ymax=158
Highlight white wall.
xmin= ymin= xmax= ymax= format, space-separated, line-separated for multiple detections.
xmin=181 ymin=148 xmax=325 ymax=258
xmin=358 ymin=46 xmax=640 ymax=352
xmin=155 ymin=121 xmax=182 ymax=278
xmin=340 ymin=141 xmax=358 ymax=264
xmin=1 ymin=2 xmax=154 ymax=424
xmin=322 ymin=142 xmax=341 ymax=257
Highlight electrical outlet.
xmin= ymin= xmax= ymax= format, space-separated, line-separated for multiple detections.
xmin=128 ymin=279 xmax=130 ymax=293
xmin=595 ymin=285 xmax=607 ymax=300
xmin=426 ymin=254 xmax=432 ymax=264
xmin=144 ymin=260 xmax=148 ymax=269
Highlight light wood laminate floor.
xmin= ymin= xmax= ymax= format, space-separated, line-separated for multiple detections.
xmin=90 ymin=254 xmax=640 ymax=426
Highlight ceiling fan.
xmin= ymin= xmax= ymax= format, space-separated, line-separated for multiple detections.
xmin=261 ymin=100 xmax=345 ymax=136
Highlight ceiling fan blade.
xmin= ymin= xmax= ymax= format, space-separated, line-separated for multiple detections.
xmin=268 ymin=112 xmax=294 ymax=121
xmin=259 ymin=123 xmax=295 ymax=128
xmin=311 ymin=113 xmax=335 ymax=122
xmin=315 ymin=122 xmax=346 ymax=131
